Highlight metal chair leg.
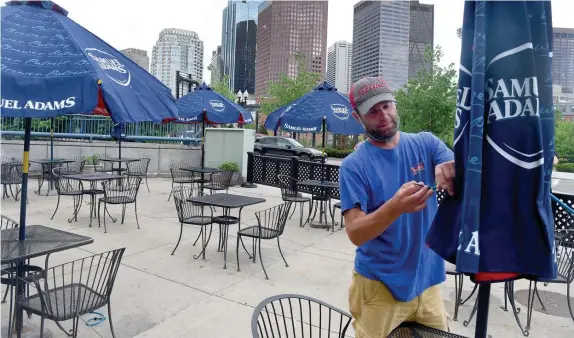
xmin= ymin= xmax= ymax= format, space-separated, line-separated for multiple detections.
xmin=277 ymin=237 xmax=288 ymax=268
xmin=172 ymin=222 xmax=184 ymax=255
xmin=50 ymin=195 xmax=61 ymax=220
xmin=288 ymin=202 xmax=296 ymax=219
xmin=236 ymin=235 xmax=241 ymax=271
xmin=108 ymin=302 xmax=118 ymax=338
xmin=134 ymin=202 xmax=140 ymax=229
xmin=258 ymin=238 xmax=269 ymax=280
xmin=192 ymin=228 xmax=202 ymax=246
xmin=1 ymin=284 xmax=9 ymax=303
xmin=460 ymin=283 xmax=478 ymax=305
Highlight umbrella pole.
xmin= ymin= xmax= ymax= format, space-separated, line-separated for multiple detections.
xmin=49 ymin=117 xmax=54 ymax=191
xmin=19 ymin=118 xmax=31 ymax=240
xmin=50 ymin=118 xmax=54 ymax=162
xmin=119 ymin=139 xmax=122 ymax=159
xmin=474 ymin=284 xmax=491 ymax=338
xmin=201 ymin=115 xmax=205 ymax=169
xmin=321 ymin=117 xmax=326 ymax=182
xmin=14 ymin=118 xmax=32 ymax=333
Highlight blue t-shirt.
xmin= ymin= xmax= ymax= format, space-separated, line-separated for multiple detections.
xmin=339 ymin=132 xmax=454 ymax=302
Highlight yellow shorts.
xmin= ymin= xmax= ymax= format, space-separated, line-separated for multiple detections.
xmin=348 ymin=271 xmax=449 ymax=337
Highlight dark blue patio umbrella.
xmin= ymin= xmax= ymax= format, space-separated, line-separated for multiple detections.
xmin=175 ymin=82 xmax=253 ymax=168
xmin=265 ymin=81 xmax=363 ymax=135
xmin=425 ymin=2 xmax=556 ymax=337
xmin=1 ymin=0 xmax=178 ymax=240
xmin=264 ymin=81 xmax=364 ymax=180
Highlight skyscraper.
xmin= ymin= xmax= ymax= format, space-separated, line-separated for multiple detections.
xmin=351 ymin=0 xmax=410 ymax=90
xmin=209 ymin=46 xmax=224 ymax=84
xmin=553 ymin=27 xmax=574 ymax=94
xmin=150 ymin=28 xmax=204 ymax=96
xmin=120 ymin=48 xmax=150 ymax=72
xmin=408 ymin=1 xmax=434 ymax=79
xmin=326 ymin=41 xmax=353 ymax=94
xmin=221 ymin=0 xmax=261 ymax=93
xmin=255 ymin=1 xmax=328 ymax=97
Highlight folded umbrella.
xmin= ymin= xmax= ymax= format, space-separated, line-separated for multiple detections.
xmin=425 ymin=1 xmax=556 ymax=337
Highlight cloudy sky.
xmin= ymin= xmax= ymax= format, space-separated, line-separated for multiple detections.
xmin=52 ymin=0 xmax=573 ymax=84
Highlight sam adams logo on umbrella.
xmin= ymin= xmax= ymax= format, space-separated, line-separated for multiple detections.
xmin=455 ymin=56 xmax=544 ymax=170
xmin=0 ymin=97 xmax=76 ymax=110
xmin=85 ymin=48 xmax=131 ymax=86
xmin=331 ymin=103 xmax=350 ymax=120
xmin=209 ymin=100 xmax=225 ymax=112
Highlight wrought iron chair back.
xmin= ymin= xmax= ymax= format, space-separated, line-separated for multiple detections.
xmin=207 ymin=171 xmax=234 ymax=191
xmin=0 ymin=215 xmax=18 ymax=230
xmin=277 ymin=175 xmax=299 ymax=199
xmin=18 ymin=248 xmax=125 ymax=332
xmin=251 ymin=294 xmax=352 ymax=338
xmin=102 ymin=176 xmax=142 ymax=204
xmin=127 ymin=158 xmax=150 ymax=176
xmin=255 ymin=202 xmax=291 ymax=238
xmin=172 ymin=186 xmax=209 ymax=223
xmin=67 ymin=155 xmax=86 ymax=174
xmin=52 ymin=168 xmax=84 ymax=195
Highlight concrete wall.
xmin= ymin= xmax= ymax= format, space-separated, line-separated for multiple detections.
xmin=0 ymin=140 xmax=201 ymax=175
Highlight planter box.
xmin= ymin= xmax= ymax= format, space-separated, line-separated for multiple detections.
xmin=229 ymin=171 xmax=244 ymax=186
xmin=83 ymin=164 xmax=102 ymax=174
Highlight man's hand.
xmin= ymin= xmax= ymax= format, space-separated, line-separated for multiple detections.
xmin=435 ymin=160 xmax=455 ymax=195
xmin=389 ymin=181 xmax=434 ymax=214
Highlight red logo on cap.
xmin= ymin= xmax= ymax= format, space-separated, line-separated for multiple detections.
xmin=357 ymin=77 xmax=391 ymax=96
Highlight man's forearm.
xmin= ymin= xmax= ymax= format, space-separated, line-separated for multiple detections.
xmin=346 ymin=199 xmax=401 ymax=246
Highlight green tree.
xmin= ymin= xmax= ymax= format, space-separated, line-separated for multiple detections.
xmin=554 ymin=110 xmax=574 ymax=158
xmin=210 ymin=74 xmax=236 ymax=101
xmin=394 ymin=46 xmax=458 ymax=147
xmin=259 ymin=52 xmax=321 ymax=115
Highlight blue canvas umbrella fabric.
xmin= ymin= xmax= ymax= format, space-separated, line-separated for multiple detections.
xmin=263 ymin=96 xmax=305 ymax=132
xmin=264 ymin=81 xmax=364 ymax=135
xmin=175 ymin=83 xmax=252 ymax=124
xmin=1 ymin=0 xmax=178 ymax=123
xmin=426 ymin=1 xmax=556 ymax=282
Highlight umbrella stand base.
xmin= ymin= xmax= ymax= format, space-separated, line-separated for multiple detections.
xmin=35 ymin=189 xmax=58 ymax=197
xmin=1 ymin=321 xmax=53 ymax=338
xmin=241 ymin=182 xmax=257 ymax=188
xmin=309 ymin=221 xmax=331 ymax=229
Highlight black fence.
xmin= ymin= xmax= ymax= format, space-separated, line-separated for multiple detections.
xmin=245 ymin=152 xmax=573 ymax=234
xmin=245 ymin=152 xmax=340 ymax=198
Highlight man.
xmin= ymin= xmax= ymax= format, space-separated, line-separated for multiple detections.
xmin=340 ymin=77 xmax=456 ymax=337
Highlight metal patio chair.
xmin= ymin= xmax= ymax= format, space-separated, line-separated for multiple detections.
xmin=171 ymin=186 xmax=214 ymax=259
xmin=278 ymin=175 xmax=311 ymax=228
xmin=204 ymin=170 xmax=234 ymax=195
xmin=525 ymin=229 xmax=574 ymax=332
xmin=251 ymin=294 xmax=352 ymax=338
xmin=167 ymin=161 xmax=196 ymax=201
xmin=127 ymin=157 xmax=151 ymax=192
xmin=18 ymin=248 xmax=126 ymax=338
xmin=1 ymin=159 xmax=22 ymax=201
xmin=98 ymin=176 xmax=142 ymax=233
xmin=66 ymin=155 xmax=86 ymax=174
xmin=1 ymin=215 xmax=46 ymax=337
xmin=51 ymin=168 xmax=84 ymax=223
xmin=236 ymin=202 xmax=291 ymax=280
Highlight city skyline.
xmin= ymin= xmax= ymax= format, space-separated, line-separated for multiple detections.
xmin=51 ymin=0 xmax=574 ymax=88
xmin=222 ymin=0 xmax=261 ymax=93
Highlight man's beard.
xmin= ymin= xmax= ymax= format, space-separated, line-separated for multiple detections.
xmin=359 ymin=116 xmax=400 ymax=143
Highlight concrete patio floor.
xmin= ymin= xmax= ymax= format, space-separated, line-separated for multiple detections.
xmin=1 ymin=178 xmax=572 ymax=337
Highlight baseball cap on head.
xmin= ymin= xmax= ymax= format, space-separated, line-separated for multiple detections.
xmin=349 ymin=77 xmax=396 ymax=116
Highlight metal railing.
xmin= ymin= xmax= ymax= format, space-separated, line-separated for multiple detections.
xmin=0 ymin=116 xmax=198 ymax=138
xmin=0 ymin=130 xmax=201 ymax=146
